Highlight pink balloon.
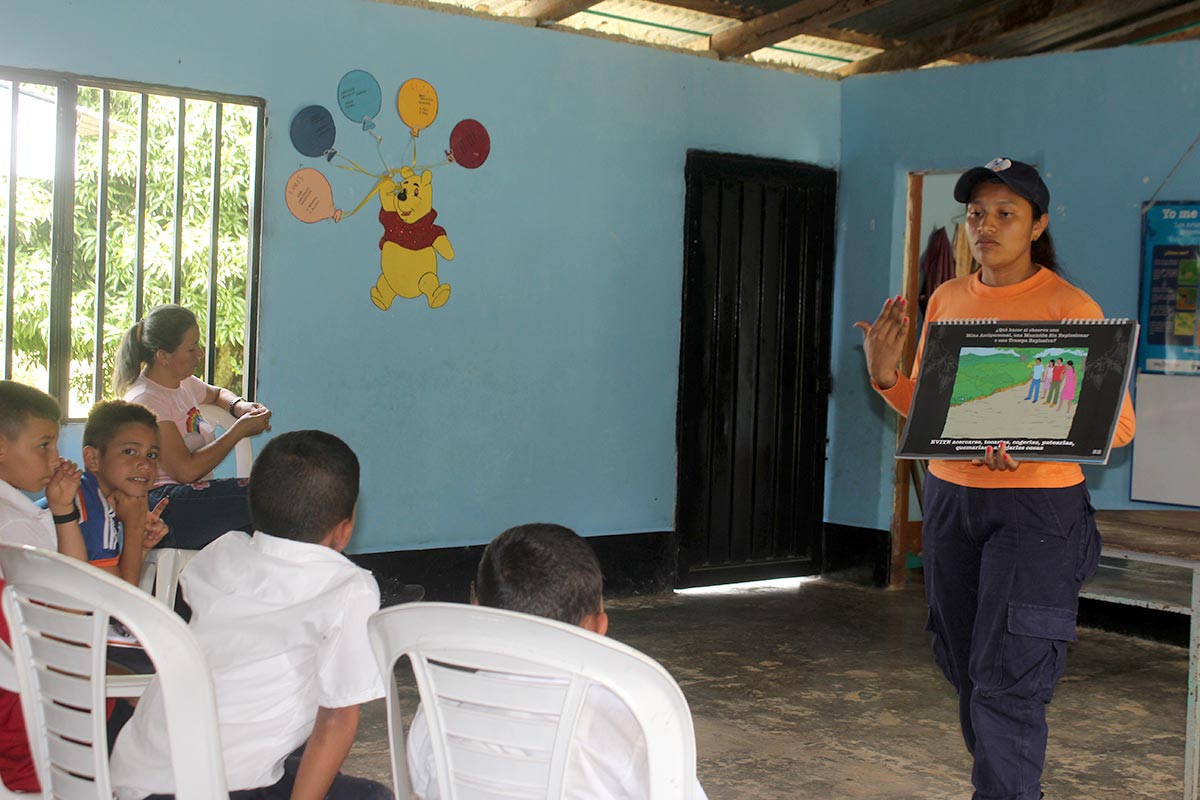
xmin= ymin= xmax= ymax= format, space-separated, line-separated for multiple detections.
xmin=285 ymin=168 xmax=341 ymax=223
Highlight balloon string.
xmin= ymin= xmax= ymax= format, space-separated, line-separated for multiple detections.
xmin=374 ymin=133 xmax=394 ymax=176
xmin=341 ymin=175 xmax=391 ymax=220
xmin=333 ymin=155 xmax=383 ymax=178
xmin=413 ymin=160 xmax=453 ymax=172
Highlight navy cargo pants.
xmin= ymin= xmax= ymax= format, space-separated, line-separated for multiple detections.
xmin=923 ymin=473 xmax=1102 ymax=800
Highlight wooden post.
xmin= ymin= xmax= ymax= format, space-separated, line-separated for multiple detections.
xmin=890 ymin=173 xmax=923 ymax=588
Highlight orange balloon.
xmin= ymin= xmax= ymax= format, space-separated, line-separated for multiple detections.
xmin=285 ymin=168 xmax=340 ymax=224
xmin=397 ymin=78 xmax=439 ymax=137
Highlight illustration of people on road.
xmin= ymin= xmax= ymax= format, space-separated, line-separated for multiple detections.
xmin=940 ymin=347 xmax=1087 ymax=439
xmin=1024 ymin=357 xmax=1044 ymax=401
xmin=1057 ymin=360 xmax=1078 ymax=414
xmin=1045 ymin=358 xmax=1068 ymax=405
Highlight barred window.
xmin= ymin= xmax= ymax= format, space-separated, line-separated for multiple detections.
xmin=0 ymin=69 xmax=264 ymax=419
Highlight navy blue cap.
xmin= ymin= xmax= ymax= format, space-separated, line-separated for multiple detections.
xmin=954 ymin=157 xmax=1050 ymax=214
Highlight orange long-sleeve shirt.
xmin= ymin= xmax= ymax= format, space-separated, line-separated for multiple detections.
xmin=876 ymin=267 xmax=1135 ymax=489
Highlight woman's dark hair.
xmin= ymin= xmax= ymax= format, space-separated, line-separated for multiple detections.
xmin=112 ymin=304 xmax=199 ymax=395
xmin=1029 ymin=202 xmax=1059 ymax=273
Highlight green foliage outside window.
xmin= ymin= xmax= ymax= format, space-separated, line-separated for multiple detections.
xmin=0 ymin=80 xmax=259 ymax=418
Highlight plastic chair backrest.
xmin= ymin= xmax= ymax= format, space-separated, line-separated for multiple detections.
xmin=0 ymin=544 xmax=226 ymax=800
xmin=367 ymin=602 xmax=698 ymax=800
xmin=197 ymin=403 xmax=252 ymax=479
xmin=0 ymin=632 xmax=144 ymax=797
xmin=138 ymin=547 xmax=199 ymax=610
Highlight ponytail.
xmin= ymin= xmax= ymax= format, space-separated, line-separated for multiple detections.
xmin=112 ymin=304 xmax=198 ymax=396
xmin=1032 ymin=229 xmax=1059 ymax=273
xmin=1028 ymin=201 xmax=1059 ymax=273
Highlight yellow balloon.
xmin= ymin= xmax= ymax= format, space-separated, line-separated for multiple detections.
xmin=397 ymin=78 xmax=439 ymax=137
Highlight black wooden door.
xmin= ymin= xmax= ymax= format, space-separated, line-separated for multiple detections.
xmin=676 ymin=151 xmax=836 ymax=588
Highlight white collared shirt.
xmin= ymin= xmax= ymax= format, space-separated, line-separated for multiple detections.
xmin=111 ymin=531 xmax=384 ymax=797
xmin=0 ymin=478 xmax=55 ymax=552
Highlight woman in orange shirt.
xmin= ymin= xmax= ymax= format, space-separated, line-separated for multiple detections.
xmin=855 ymin=158 xmax=1134 ymax=800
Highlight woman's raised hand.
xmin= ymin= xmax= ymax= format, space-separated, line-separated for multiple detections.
xmin=231 ymin=405 xmax=272 ymax=437
xmin=853 ymin=296 xmax=909 ymax=389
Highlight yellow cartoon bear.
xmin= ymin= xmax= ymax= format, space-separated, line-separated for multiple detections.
xmin=370 ymin=166 xmax=455 ymax=310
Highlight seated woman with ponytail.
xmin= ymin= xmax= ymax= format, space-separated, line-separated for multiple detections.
xmin=113 ymin=304 xmax=273 ymax=550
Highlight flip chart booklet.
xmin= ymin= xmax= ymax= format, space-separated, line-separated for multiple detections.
xmin=896 ymin=319 xmax=1138 ymax=464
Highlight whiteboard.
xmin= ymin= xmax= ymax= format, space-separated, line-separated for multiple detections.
xmin=1131 ymin=373 xmax=1200 ymax=506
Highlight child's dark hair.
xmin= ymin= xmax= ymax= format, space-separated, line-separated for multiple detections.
xmin=113 ymin=304 xmax=198 ymax=395
xmin=476 ymin=523 xmax=603 ymax=625
xmin=0 ymin=381 xmax=61 ymax=440
xmin=83 ymin=400 xmax=159 ymax=450
xmin=248 ymin=430 xmax=359 ymax=544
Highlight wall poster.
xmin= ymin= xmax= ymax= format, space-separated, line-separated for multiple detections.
xmin=1140 ymin=201 xmax=1200 ymax=373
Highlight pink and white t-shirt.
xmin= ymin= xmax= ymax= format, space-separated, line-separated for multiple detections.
xmin=125 ymin=374 xmax=216 ymax=487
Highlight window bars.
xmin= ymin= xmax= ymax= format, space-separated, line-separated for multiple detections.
xmin=0 ymin=69 xmax=264 ymax=418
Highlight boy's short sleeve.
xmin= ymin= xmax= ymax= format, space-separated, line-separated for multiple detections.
xmin=315 ymin=574 xmax=384 ymax=709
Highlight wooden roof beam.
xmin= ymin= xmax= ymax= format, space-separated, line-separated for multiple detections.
xmin=711 ymin=0 xmax=896 ymax=60
xmin=517 ymin=0 xmax=601 ymax=24
xmin=807 ymin=25 xmax=896 ymax=50
xmin=837 ymin=0 xmax=1101 ymax=77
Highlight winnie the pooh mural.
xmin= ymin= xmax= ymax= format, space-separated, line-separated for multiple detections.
xmin=370 ymin=167 xmax=454 ymax=310
xmin=285 ymin=73 xmax=490 ymax=312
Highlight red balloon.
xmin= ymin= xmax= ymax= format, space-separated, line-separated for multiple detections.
xmin=449 ymin=119 xmax=490 ymax=169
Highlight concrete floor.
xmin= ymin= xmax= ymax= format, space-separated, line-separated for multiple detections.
xmin=344 ymin=575 xmax=1188 ymax=799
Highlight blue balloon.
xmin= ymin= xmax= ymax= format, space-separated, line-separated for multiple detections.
xmin=290 ymin=105 xmax=337 ymax=158
xmin=337 ymin=70 xmax=382 ymax=131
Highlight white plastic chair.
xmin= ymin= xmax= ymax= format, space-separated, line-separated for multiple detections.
xmin=0 ymin=544 xmax=227 ymax=800
xmin=139 ymin=402 xmax=252 ymax=608
xmin=367 ymin=602 xmax=699 ymax=799
xmin=0 ymin=631 xmax=147 ymax=797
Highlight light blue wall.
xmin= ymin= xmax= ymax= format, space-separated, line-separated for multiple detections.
xmin=831 ymin=41 xmax=1200 ymax=530
xmin=5 ymin=0 xmax=839 ymax=552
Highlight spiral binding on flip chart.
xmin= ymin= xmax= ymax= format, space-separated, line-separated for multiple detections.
xmin=935 ymin=318 xmax=1130 ymax=325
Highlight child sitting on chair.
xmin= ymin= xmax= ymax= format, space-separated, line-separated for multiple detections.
xmin=0 ymin=380 xmax=90 ymax=794
xmin=0 ymin=381 xmax=88 ymax=558
xmin=37 ymin=400 xmax=169 ymax=586
xmin=406 ymin=523 xmax=708 ymax=799
xmin=111 ymin=430 xmax=392 ymax=800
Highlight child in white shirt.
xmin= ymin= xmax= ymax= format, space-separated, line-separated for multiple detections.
xmin=111 ymin=430 xmax=391 ymax=800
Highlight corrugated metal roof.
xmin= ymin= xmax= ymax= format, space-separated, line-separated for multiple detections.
xmin=967 ymin=0 xmax=1185 ymax=57
xmin=831 ymin=0 xmax=1001 ymax=40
